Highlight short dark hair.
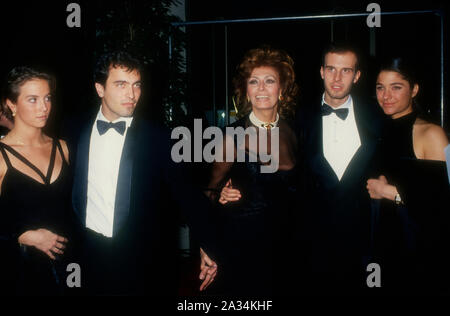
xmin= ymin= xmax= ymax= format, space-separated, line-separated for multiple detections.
xmin=1 ymin=66 xmax=54 ymax=121
xmin=94 ymin=51 xmax=143 ymax=86
xmin=322 ymin=42 xmax=360 ymax=71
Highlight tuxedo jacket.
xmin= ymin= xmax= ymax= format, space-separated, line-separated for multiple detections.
xmin=62 ymin=110 xmax=218 ymax=289
xmin=295 ymin=96 xmax=384 ymax=288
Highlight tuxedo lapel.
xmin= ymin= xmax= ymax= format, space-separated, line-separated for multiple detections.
xmin=72 ymin=119 xmax=94 ymax=224
xmin=307 ymin=103 xmax=340 ymax=190
xmin=112 ymin=119 xmax=138 ymax=236
xmin=339 ymin=99 xmax=378 ymax=186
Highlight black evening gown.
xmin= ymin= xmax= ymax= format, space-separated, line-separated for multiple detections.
xmin=0 ymin=139 xmax=74 ymax=295
xmin=206 ymin=115 xmax=299 ymax=296
xmin=374 ymin=111 xmax=450 ymax=294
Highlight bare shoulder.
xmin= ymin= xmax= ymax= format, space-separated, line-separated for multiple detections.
xmin=57 ymin=138 xmax=70 ymax=164
xmin=416 ymin=120 xmax=448 ymax=143
xmin=414 ymin=120 xmax=449 ymax=160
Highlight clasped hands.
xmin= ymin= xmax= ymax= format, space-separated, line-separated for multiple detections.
xmin=366 ymin=175 xmax=398 ymax=201
xmin=18 ymin=228 xmax=68 ymax=260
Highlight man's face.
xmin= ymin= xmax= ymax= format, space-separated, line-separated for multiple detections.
xmin=320 ymin=51 xmax=361 ymax=107
xmin=95 ymin=66 xmax=142 ymax=121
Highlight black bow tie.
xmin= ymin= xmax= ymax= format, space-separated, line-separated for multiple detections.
xmin=96 ymin=120 xmax=126 ymax=136
xmin=321 ymin=103 xmax=349 ymax=120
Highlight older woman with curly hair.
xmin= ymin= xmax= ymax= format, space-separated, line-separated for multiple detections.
xmin=205 ymin=46 xmax=300 ymax=296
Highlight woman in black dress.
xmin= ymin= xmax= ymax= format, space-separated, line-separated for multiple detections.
xmin=367 ymin=57 xmax=449 ymax=293
xmin=0 ymin=66 xmax=73 ymax=295
xmin=205 ymin=46 xmax=300 ymax=296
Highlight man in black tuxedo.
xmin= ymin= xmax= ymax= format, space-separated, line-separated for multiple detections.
xmin=64 ymin=51 xmax=218 ymax=295
xmin=296 ymin=43 xmax=384 ymax=293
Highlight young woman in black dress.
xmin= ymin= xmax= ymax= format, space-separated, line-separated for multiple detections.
xmin=0 ymin=67 xmax=73 ymax=295
xmin=366 ymin=58 xmax=449 ymax=293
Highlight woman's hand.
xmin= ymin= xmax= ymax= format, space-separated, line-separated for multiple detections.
xmin=18 ymin=229 xmax=68 ymax=260
xmin=199 ymin=248 xmax=217 ymax=291
xmin=366 ymin=175 xmax=398 ymax=201
xmin=219 ymin=179 xmax=242 ymax=205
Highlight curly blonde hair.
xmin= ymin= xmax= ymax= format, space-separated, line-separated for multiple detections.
xmin=233 ymin=46 xmax=298 ymax=119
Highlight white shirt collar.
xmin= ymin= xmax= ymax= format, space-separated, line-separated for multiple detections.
xmin=249 ymin=111 xmax=279 ymax=129
xmin=96 ymin=105 xmax=133 ymax=129
xmin=321 ymin=93 xmax=353 ymax=110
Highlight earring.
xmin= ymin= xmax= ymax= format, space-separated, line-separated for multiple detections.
xmin=232 ymin=96 xmax=239 ymax=114
xmin=12 ymin=111 xmax=16 ymax=117
xmin=246 ymin=95 xmax=250 ymax=103
xmin=278 ymin=95 xmax=283 ymax=102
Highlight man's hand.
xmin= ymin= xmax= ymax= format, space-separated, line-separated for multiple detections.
xmin=367 ymin=175 xmax=398 ymax=201
xmin=219 ymin=179 xmax=242 ymax=205
xmin=199 ymin=247 xmax=217 ymax=291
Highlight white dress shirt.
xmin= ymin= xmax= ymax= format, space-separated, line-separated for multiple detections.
xmin=86 ymin=107 xmax=133 ymax=237
xmin=322 ymin=94 xmax=361 ymax=181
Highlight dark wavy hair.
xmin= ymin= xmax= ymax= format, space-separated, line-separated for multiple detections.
xmin=233 ymin=46 xmax=299 ymax=119
xmin=1 ymin=66 xmax=55 ymax=121
xmin=94 ymin=50 xmax=143 ymax=86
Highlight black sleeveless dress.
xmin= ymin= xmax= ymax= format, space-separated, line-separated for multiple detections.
xmin=206 ymin=116 xmax=300 ymax=296
xmin=0 ymin=139 xmax=73 ymax=295
xmin=374 ymin=111 xmax=450 ymax=293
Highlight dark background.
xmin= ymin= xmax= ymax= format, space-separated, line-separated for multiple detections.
xmin=0 ymin=0 xmax=448 ymax=297
xmin=1 ymin=1 xmax=96 ymax=133
xmin=0 ymin=0 xmax=448 ymax=131
xmin=185 ymin=0 xmax=449 ymax=129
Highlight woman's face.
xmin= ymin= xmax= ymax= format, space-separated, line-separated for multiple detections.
xmin=376 ymin=70 xmax=418 ymax=119
xmin=247 ymin=66 xmax=281 ymax=112
xmin=7 ymin=79 xmax=51 ymax=128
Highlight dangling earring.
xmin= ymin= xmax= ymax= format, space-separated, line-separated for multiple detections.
xmin=232 ymin=96 xmax=239 ymax=114
xmin=278 ymin=94 xmax=283 ymax=102
xmin=246 ymin=95 xmax=250 ymax=103
xmin=12 ymin=111 xmax=16 ymax=117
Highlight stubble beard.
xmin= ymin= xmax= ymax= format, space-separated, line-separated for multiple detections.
xmin=325 ymin=85 xmax=352 ymax=103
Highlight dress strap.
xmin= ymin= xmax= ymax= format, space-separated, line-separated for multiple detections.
xmin=45 ymin=139 xmax=57 ymax=183
xmin=55 ymin=139 xmax=68 ymax=165
xmin=0 ymin=143 xmax=13 ymax=169
xmin=0 ymin=140 xmax=55 ymax=185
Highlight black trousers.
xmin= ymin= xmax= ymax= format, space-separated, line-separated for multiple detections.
xmin=82 ymin=228 xmax=139 ymax=295
xmin=81 ymin=228 xmax=177 ymax=296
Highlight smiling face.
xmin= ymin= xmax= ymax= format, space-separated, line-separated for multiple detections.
xmin=376 ymin=70 xmax=418 ymax=119
xmin=320 ymin=51 xmax=361 ymax=107
xmin=95 ymin=66 xmax=142 ymax=121
xmin=246 ymin=66 xmax=281 ymax=113
xmin=6 ymin=79 xmax=51 ymax=128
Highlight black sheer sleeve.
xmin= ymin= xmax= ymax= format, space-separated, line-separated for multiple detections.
xmin=205 ymin=132 xmax=235 ymax=203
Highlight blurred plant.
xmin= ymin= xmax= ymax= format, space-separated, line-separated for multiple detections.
xmin=95 ymin=0 xmax=187 ymax=126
